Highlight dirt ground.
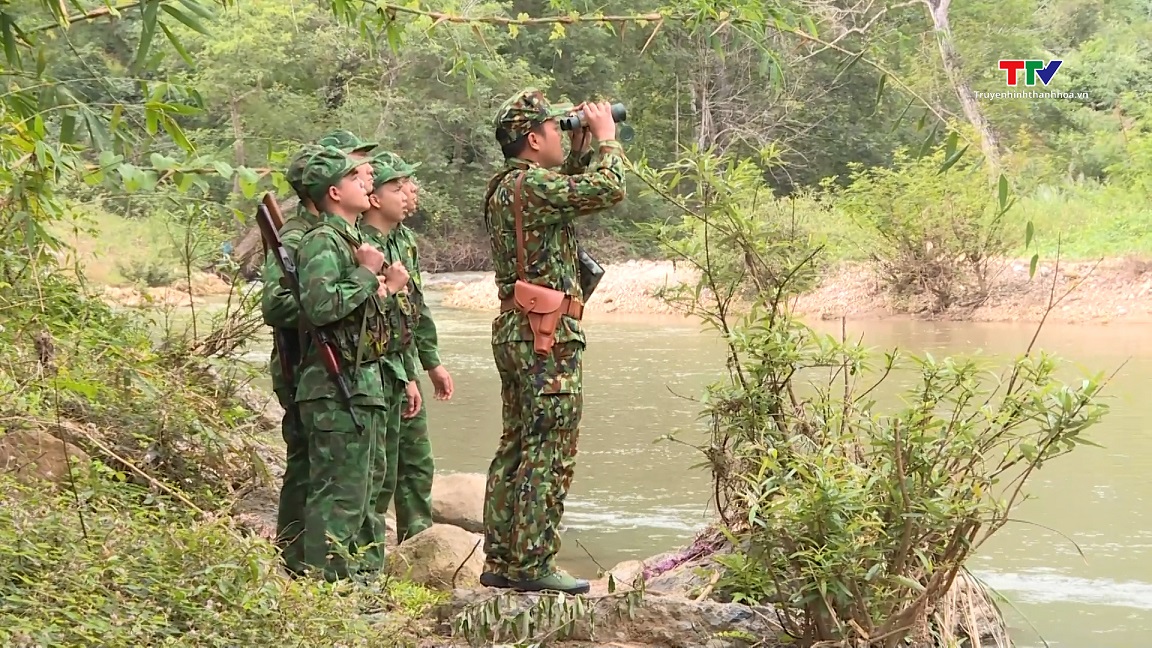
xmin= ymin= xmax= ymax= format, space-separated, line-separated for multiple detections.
xmin=440 ymin=257 xmax=1152 ymax=324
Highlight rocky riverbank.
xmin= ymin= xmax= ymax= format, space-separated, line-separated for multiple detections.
xmin=440 ymin=257 xmax=1152 ymax=324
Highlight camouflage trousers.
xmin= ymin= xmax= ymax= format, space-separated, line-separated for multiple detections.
xmin=483 ymin=339 xmax=584 ymax=582
xmin=374 ymin=377 xmax=436 ymax=544
xmin=298 ymin=397 xmax=389 ymax=582
xmin=273 ymin=387 xmax=309 ymax=575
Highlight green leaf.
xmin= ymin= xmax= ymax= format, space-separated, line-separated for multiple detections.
xmin=1029 ymin=253 xmax=1039 ymax=279
xmin=997 ymin=174 xmax=1009 ymax=210
xmin=175 ymin=172 xmax=196 ymax=192
xmin=60 ymin=111 xmax=77 ymax=145
xmin=938 ymin=144 xmax=968 ymax=173
xmin=161 ymin=114 xmax=194 ymax=153
xmin=890 ymin=97 xmax=915 ymax=133
xmin=159 ymin=22 xmax=195 ymax=66
xmin=160 ymin=3 xmax=210 ymax=34
xmin=1025 ymin=221 xmax=1034 ymax=248
xmin=386 ymin=22 xmax=403 ymax=54
xmin=149 ymin=152 xmax=177 ymax=171
xmin=943 ymin=130 xmax=958 ymax=159
xmin=237 ymin=167 xmax=261 ymax=199
xmin=871 ymin=74 xmax=886 ymax=116
xmin=133 ymin=0 xmax=162 ymax=71
xmin=211 ymin=161 xmax=234 ymax=179
xmin=0 ymin=14 xmax=20 ymax=68
xmin=916 ymin=122 xmax=940 ymax=158
xmin=177 ymin=0 xmax=217 ymax=20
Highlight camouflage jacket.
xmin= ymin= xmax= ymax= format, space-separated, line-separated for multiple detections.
xmin=260 ymin=207 xmax=321 ymax=395
xmin=387 ymin=223 xmax=440 ymax=371
xmin=484 ymin=140 xmax=627 ymax=346
xmin=361 ymin=223 xmax=419 ymax=384
xmin=293 ymin=213 xmax=392 ymax=406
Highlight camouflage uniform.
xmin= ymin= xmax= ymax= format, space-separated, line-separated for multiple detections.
xmin=261 ymin=144 xmax=324 ymax=575
xmin=358 ymin=156 xmax=432 ymax=543
xmin=480 ymin=89 xmax=627 ymax=593
xmin=374 ymin=153 xmax=439 ymax=543
xmin=292 ymin=146 xmax=398 ymax=582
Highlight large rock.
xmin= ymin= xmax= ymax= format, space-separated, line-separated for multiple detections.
xmin=431 ymin=472 xmax=485 ymax=533
xmin=0 ymin=427 xmax=90 ymax=483
xmin=388 ymin=523 xmax=486 ymax=591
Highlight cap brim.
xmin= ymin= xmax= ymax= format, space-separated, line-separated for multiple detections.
xmin=352 ymin=143 xmax=377 ymax=153
xmin=546 ymin=102 xmax=574 ymax=119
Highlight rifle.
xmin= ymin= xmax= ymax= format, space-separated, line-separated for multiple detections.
xmin=255 ymin=193 xmax=363 ymax=432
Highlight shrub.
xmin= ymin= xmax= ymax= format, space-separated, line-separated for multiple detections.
xmin=640 ymin=146 xmax=1110 ymax=646
xmin=827 ymin=146 xmax=1013 ymax=313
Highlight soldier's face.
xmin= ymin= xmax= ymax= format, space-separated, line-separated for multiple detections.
xmin=331 ymin=172 xmax=372 ymax=213
xmin=401 ymin=178 xmax=419 ymax=214
xmin=537 ymin=120 xmax=565 ymax=167
xmin=371 ymin=180 xmax=408 ymax=222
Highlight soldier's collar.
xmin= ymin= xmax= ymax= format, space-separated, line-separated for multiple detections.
xmin=504 ymin=157 xmax=537 ymax=171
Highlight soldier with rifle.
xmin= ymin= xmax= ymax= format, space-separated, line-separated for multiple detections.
xmin=260 ymin=143 xmax=323 ymax=576
xmin=258 ymin=145 xmax=410 ymax=582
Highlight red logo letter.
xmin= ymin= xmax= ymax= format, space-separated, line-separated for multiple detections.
xmin=999 ymin=60 xmax=1025 ymax=86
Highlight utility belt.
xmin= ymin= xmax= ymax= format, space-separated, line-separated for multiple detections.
xmin=322 ymin=309 xmax=392 ymax=365
xmin=501 ymin=282 xmax=584 ymax=356
xmin=387 ymin=290 xmax=417 ymax=351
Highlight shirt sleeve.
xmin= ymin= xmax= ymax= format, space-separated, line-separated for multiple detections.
xmin=521 ymin=140 xmax=628 ymax=228
xmin=296 ymin=228 xmax=380 ymax=328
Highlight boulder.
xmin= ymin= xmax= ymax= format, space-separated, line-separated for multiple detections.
xmin=388 ymin=523 xmax=486 ymax=591
xmin=431 ymin=472 xmax=485 ymax=533
xmin=0 ymin=427 xmax=91 ymax=483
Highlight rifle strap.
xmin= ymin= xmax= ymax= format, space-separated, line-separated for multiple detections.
xmin=512 ymin=173 xmax=527 ymax=282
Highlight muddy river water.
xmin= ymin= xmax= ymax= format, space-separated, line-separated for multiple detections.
xmin=228 ymin=285 xmax=1152 ymax=648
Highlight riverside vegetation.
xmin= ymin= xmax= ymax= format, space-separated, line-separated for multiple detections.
xmin=0 ymin=0 xmax=1129 ymax=646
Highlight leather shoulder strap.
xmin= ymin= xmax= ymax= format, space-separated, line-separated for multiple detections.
xmin=512 ymin=173 xmax=527 ymax=282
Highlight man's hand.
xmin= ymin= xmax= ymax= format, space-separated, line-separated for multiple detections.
xmin=582 ymin=101 xmax=616 ymax=142
xmin=402 ymin=380 xmax=422 ymax=419
xmin=355 ymin=243 xmax=386 ymax=274
xmin=567 ymin=102 xmax=592 ymax=154
xmin=427 ymin=365 xmax=454 ymax=400
xmin=382 ymin=261 xmax=410 ymax=294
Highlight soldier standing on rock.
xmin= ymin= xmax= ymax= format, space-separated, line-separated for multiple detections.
xmin=479 ymin=89 xmax=627 ymax=595
xmin=370 ymin=150 xmax=455 ymax=544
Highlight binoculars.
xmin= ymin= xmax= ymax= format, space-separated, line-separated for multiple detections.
xmin=557 ymin=103 xmax=628 ymax=132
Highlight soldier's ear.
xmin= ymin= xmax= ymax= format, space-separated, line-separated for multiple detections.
xmin=368 ymin=193 xmax=381 ymax=209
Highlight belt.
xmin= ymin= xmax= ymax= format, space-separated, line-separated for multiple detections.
xmin=500 ymin=295 xmax=584 ymax=320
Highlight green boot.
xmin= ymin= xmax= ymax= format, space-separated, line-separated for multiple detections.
xmin=509 ymin=569 xmax=589 ymax=595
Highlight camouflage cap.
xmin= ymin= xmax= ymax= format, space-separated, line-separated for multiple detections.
xmin=373 ymin=150 xmax=420 ymax=176
xmin=368 ymin=155 xmax=411 ymax=192
xmin=317 ymin=129 xmax=377 ymax=154
xmin=299 ymin=146 xmax=362 ymax=201
xmin=493 ymin=87 xmax=573 ymax=145
xmin=285 ymin=144 xmax=324 ymax=192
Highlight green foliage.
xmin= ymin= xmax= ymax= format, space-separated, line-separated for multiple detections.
xmin=0 ymin=469 xmax=444 ymax=647
xmin=826 ymin=143 xmax=1014 ymax=312
xmin=118 ymin=258 xmax=178 ymax=286
xmin=644 ymin=146 xmax=1110 ymax=647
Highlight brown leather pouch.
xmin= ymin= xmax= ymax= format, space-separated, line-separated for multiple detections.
xmin=506 ymin=174 xmax=575 ymax=356
xmin=514 ymin=280 xmax=566 ymax=355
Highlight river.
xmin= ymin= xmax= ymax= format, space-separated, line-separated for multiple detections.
xmin=225 ymin=284 xmax=1151 ymax=648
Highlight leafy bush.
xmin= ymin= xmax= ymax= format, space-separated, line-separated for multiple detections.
xmin=642 ymin=147 xmax=1111 ymax=646
xmin=0 ymin=469 xmax=444 ymax=648
xmin=827 ymin=145 xmax=1014 ymax=313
